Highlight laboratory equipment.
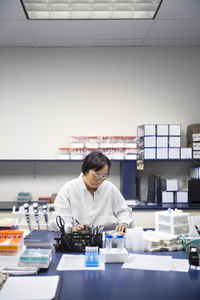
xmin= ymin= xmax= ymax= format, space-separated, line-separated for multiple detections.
xmin=116 ymin=235 xmax=125 ymax=249
xmin=85 ymin=246 xmax=99 ymax=267
xmin=155 ymin=210 xmax=190 ymax=235
xmin=23 ymin=203 xmax=32 ymax=232
xmin=33 ymin=203 xmax=40 ymax=231
xmin=19 ymin=248 xmax=52 ymax=268
xmin=105 ymin=234 xmax=113 ymax=249
xmin=54 ymin=216 xmax=103 ymax=252
xmin=42 ymin=204 xmax=49 ymax=230
xmin=188 ymin=245 xmax=200 ymax=266
xmin=100 ymin=248 xmax=128 ymax=263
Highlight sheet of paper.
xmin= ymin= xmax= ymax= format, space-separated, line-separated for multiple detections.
xmin=171 ymin=259 xmax=189 ymax=272
xmin=57 ymin=254 xmax=105 ymax=271
xmin=0 ymin=276 xmax=60 ymax=300
xmin=122 ymin=254 xmax=172 ymax=271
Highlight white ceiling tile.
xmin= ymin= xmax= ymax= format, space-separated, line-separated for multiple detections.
xmin=0 ymin=20 xmax=33 ymax=40
xmin=157 ymin=0 xmax=200 ymax=20
xmin=148 ymin=20 xmax=200 ymax=38
xmin=143 ymin=38 xmax=200 ymax=46
xmin=35 ymin=38 xmax=144 ymax=47
xmin=29 ymin=20 xmax=152 ymax=40
xmin=0 ymin=0 xmax=26 ymax=20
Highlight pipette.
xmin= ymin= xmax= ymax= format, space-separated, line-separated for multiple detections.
xmin=23 ymin=203 xmax=32 ymax=232
xmin=42 ymin=204 xmax=49 ymax=230
xmin=33 ymin=203 xmax=40 ymax=231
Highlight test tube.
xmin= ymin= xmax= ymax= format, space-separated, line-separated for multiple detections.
xmin=105 ymin=234 xmax=113 ymax=249
xmin=116 ymin=235 xmax=125 ymax=249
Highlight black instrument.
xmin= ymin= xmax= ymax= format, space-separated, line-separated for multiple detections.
xmin=54 ymin=216 xmax=103 ymax=253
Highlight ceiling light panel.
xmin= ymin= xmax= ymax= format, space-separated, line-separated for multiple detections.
xmin=21 ymin=0 xmax=162 ymax=20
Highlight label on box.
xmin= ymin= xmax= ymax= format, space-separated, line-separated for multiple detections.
xmin=192 ymin=133 xmax=200 ymax=141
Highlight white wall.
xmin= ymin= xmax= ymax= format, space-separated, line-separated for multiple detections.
xmin=1 ymin=47 xmax=200 ymax=159
xmin=1 ymin=46 xmax=200 ymax=226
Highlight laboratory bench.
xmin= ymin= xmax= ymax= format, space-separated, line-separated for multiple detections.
xmin=22 ymin=231 xmax=200 ymax=300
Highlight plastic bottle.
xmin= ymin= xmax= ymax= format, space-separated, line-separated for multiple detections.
xmin=116 ymin=235 xmax=125 ymax=249
xmin=105 ymin=234 xmax=113 ymax=249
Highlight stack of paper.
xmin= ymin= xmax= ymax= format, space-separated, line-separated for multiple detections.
xmin=143 ymin=230 xmax=183 ymax=252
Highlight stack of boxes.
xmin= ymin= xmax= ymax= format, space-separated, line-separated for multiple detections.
xmin=162 ymin=179 xmax=188 ymax=204
xmin=137 ymin=124 xmax=192 ymax=160
xmin=187 ymin=124 xmax=200 ymax=159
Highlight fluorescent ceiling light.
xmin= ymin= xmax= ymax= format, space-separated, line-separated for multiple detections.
xmin=21 ymin=0 xmax=162 ymax=20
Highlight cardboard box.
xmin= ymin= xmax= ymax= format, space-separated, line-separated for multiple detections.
xmin=157 ymin=136 xmax=168 ymax=148
xmin=187 ymin=124 xmax=200 ymax=143
xmin=166 ymin=179 xmax=178 ymax=191
xmin=169 ymin=124 xmax=181 ymax=136
xmin=156 ymin=148 xmax=168 ymax=159
xmin=168 ymin=148 xmax=180 ymax=159
xmin=157 ymin=124 xmax=169 ymax=136
xmin=144 ymin=148 xmax=156 ymax=159
xmin=162 ymin=191 xmax=174 ymax=203
xmin=181 ymin=148 xmax=192 ymax=159
xmin=144 ymin=136 xmax=156 ymax=147
xmin=176 ymin=191 xmax=188 ymax=203
xmin=169 ymin=136 xmax=181 ymax=148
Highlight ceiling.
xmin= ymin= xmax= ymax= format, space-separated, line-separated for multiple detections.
xmin=0 ymin=0 xmax=200 ymax=47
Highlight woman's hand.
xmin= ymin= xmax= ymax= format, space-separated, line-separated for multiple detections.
xmin=115 ymin=223 xmax=128 ymax=232
xmin=73 ymin=224 xmax=88 ymax=232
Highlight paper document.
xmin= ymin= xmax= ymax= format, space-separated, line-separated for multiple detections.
xmin=0 ymin=275 xmax=60 ymax=300
xmin=171 ymin=259 xmax=189 ymax=272
xmin=122 ymin=254 xmax=172 ymax=271
xmin=57 ymin=254 xmax=105 ymax=271
xmin=122 ymin=254 xmax=189 ymax=272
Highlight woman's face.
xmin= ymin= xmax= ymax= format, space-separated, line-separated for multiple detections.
xmin=83 ymin=165 xmax=109 ymax=190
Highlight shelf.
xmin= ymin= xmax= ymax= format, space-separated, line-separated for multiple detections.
xmin=129 ymin=203 xmax=200 ymax=210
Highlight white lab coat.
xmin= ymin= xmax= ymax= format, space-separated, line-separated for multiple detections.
xmin=50 ymin=174 xmax=133 ymax=231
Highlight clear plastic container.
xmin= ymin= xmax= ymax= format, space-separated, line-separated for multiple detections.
xmin=112 ymin=136 xmax=126 ymax=148
xmin=71 ymin=136 xmax=85 ymax=148
xmin=85 ymin=246 xmax=99 ymax=267
xmin=70 ymin=148 xmax=85 ymax=160
xmin=99 ymin=136 xmax=113 ymax=148
xmin=105 ymin=234 xmax=113 ymax=249
xmin=116 ymin=235 xmax=125 ymax=249
xmin=85 ymin=136 xmax=99 ymax=149
xmin=124 ymin=136 xmax=138 ymax=148
xmin=19 ymin=248 xmax=52 ymax=268
xmin=57 ymin=148 xmax=70 ymax=159
xmin=112 ymin=148 xmax=125 ymax=159
xmin=124 ymin=148 xmax=138 ymax=160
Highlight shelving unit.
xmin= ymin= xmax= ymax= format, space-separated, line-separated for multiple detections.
xmin=0 ymin=158 xmax=200 ymax=211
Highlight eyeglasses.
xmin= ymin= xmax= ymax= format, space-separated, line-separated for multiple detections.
xmin=90 ymin=171 xmax=108 ymax=179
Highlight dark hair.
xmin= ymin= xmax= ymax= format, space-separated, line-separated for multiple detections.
xmin=82 ymin=151 xmax=111 ymax=174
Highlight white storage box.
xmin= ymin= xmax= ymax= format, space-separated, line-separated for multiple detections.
xmin=192 ymin=133 xmax=200 ymax=142
xmin=193 ymin=151 xmax=200 ymax=159
xmin=157 ymin=124 xmax=169 ymax=136
xmin=156 ymin=148 xmax=168 ymax=159
xmin=162 ymin=191 xmax=174 ymax=203
xmin=168 ymin=148 xmax=180 ymax=159
xmin=155 ymin=211 xmax=190 ymax=235
xmin=190 ymin=167 xmax=200 ymax=179
xmin=181 ymin=148 xmax=192 ymax=159
xmin=144 ymin=136 xmax=156 ymax=147
xmin=100 ymin=248 xmax=128 ymax=263
xmin=176 ymin=191 xmax=188 ymax=203
xmin=169 ymin=136 xmax=181 ymax=148
xmin=137 ymin=124 xmax=156 ymax=136
xmin=169 ymin=124 xmax=181 ymax=136
xmin=156 ymin=136 xmax=168 ymax=148
xmin=144 ymin=148 xmax=156 ymax=159
xmin=166 ymin=179 xmax=178 ymax=191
